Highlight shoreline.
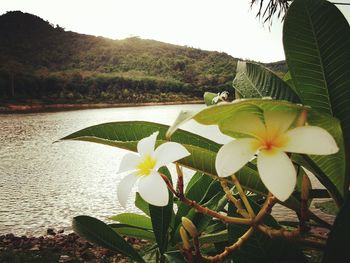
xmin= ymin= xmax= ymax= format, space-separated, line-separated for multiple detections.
xmin=0 ymin=229 xmax=147 ymax=262
xmin=0 ymin=100 xmax=203 ymax=114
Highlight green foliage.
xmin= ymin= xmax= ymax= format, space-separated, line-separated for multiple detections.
xmin=233 ymin=61 xmax=299 ymax=102
xmin=72 ymin=215 xmax=145 ymax=262
xmin=0 ymin=11 xmax=236 ymax=104
xmin=283 ymin=0 xmax=350 ymax=146
xmin=149 ymin=167 xmax=174 ymax=254
xmin=110 ymin=213 xmax=153 ymax=229
xmin=203 ymin=92 xmax=218 ymax=106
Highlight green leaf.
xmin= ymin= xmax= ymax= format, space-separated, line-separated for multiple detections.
xmin=72 ymin=215 xmax=144 ymax=262
xmin=282 ymin=71 xmax=297 ymax=94
xmin=135 ymin=192 xmax=151 ymax=217
xmin=173 ymin=173 xmax=214 ymax=234
xmin=149 ymin=166 xmax=173 ymax=254
xmin=110 ymin=213 xmax=152 ymax=230
xmin=193 ymin=99 xmax=346 ymax=202
xmin=198 ymin=230 xmax=228 ymax=244
xmin=204 ymin=92 xmax=218 ymax=106
xmin=232 ymin=61 xmax=300 ymax=102
xmin=60 ymin=120 xmax=268 ymax=199
xmin=110 ymin=224 xmax=155 ymax=240
xmin=166 ymin=110 xmax=197 ymax=139
xmin=283 ymin=0 xmax=350 ymax=144
xmin=193 ymin=99 xmax=305 ymax=128
xmin=164 ymin=251 xmax=186 ymax=263
xmin=61 ymin=121 xmax=221 ymax=152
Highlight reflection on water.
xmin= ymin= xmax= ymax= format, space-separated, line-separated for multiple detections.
xmin=0 ymin=104 xmax=232 ymax=236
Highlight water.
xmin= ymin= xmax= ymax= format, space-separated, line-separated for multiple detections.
xmin=0 ymin=104 xmax=233 ymax=236
xmin=0 ymin=104 xmax=333 ymax=236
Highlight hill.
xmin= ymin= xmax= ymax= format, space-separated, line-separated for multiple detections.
xmin=0 ymin=11 xmax=239 ymax=104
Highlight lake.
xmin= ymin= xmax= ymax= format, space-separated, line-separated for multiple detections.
xmin=0 ymin=104 xmax=233 ymax=236
xmin=0 ymin=104 xmax=331 ymax=236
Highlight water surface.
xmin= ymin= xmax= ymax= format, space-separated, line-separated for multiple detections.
xmin=0 ymin=104 xmax=229 ymax=236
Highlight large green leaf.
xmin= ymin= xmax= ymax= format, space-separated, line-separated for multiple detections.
xmin=135 ymin=192 xmax=151 ymax=217
xmin=61 ymin=121 xmax=221 ymax=152
xmin=232 ymin=61 xmax=300 ymax=102
xmin=194 ymin=99 xmax=346 ymax=202
xmin=149 ymin=166 xmax=173 ymax=254
xmin=110 ymin=213 xmax=152 ymax=230
xmin=60 ymin=121 xmax=268 ymax=197
xmin=110 ymin=223 xmax=156 ymax=240
xmin=283 ymin=0 xmax=350 ymax=144
xmin=72 ymin=215 xmax=144 ymax=262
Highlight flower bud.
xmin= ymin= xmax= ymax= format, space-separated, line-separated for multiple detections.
xmin=301 ymin=174 xmax=311 ymax=200
xmin=181 ymin=217 xmax=199 ymax=238
xmin=179 ymin=226 xmax=191 ymax=250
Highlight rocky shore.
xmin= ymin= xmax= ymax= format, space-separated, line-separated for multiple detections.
xmin=0 ymin=229 xmax=147 ymax=262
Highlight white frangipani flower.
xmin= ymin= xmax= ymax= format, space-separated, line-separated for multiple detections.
xmin=117 ymin=131 xmax=190 ymax=207
xmin=215 ymin=110 xmax=339 ymax=201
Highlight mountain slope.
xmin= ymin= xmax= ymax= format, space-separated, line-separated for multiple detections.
xmin=0 ymin=11 xmax=238 ymax=103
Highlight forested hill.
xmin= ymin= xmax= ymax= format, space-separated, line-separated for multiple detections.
xmin=0 ymin=11 xmax=239 ymax=104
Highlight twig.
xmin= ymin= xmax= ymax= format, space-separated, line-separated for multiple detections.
xmin=160 ymin=173 xmax=252 ymax=225
xmin=254 ymin=193 xmax=277 ymax=225
xmin=220 ymin=179 xmax=250 ymax=218
xmin=202 ymin=227 xmax=255 ymax=262
xmin=231 ymin=175 xmax=256 ymax=218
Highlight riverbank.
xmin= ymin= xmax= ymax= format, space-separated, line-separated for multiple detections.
xmin=0 ymin=100 xmax=203 ymax=114
xmin=0 ymin=229 xmax=148 ymax=262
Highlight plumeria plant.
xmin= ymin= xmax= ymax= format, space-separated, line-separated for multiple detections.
xmin=60 ymin=0 xmax=350 ymax=262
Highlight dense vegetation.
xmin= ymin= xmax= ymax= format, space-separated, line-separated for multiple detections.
xmin=0 ymin=11 xmax=240 ymax=104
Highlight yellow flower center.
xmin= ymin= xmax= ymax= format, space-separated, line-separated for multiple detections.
xmin=137 ymin=155 xmax=156 ymax=176
xmin=253 ymin=132 xmax=289 ymax=154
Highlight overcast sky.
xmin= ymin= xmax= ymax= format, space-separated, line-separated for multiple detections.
xmin=1 ymin=0 xmax=349 ymax=62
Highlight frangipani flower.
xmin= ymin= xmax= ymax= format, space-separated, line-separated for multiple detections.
xmin=117 ymin=131 xmax=190 ymax=207
xmin=215 ymin=110 xmax=338 ymax=201
xmin=212 ymin=91 xmax=229 ymax=104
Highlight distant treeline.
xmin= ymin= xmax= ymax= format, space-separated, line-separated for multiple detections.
xmin=0 ymin=70 xmax=229 ymax=103
xmin=0 ymin=11 xmax=237 ymax=104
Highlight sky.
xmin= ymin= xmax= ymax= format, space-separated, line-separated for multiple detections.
xmin=1 ymin=0 xmax=350 ymax=63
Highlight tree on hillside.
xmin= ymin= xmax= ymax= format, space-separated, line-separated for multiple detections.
xmin=4 ymin=60 xmax=25 ymax=98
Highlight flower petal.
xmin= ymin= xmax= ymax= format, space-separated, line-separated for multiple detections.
xmin=153 ymin=142 xmax=190 ymax=169
xmin=137 ymin=131 xmax=159 ymax=157
xmin=117 ymin=153 xmax=140 ymax=173
xmin=220 ymin=112 xmax=265 ymax=139
xmin=215 ymin=138 xmax=259 ymax=177
xmin=117 ymin=172 xmax=139 ymax=208
xmin=264 ymin=110 xmax=297 ymax=136
xmin=138 ymin=171 xmax=169 ymax=206
xmin=257 ymin=150 xmax=296 ymax=201
xmin=283 ymin=126 xmax=339 ymax=155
